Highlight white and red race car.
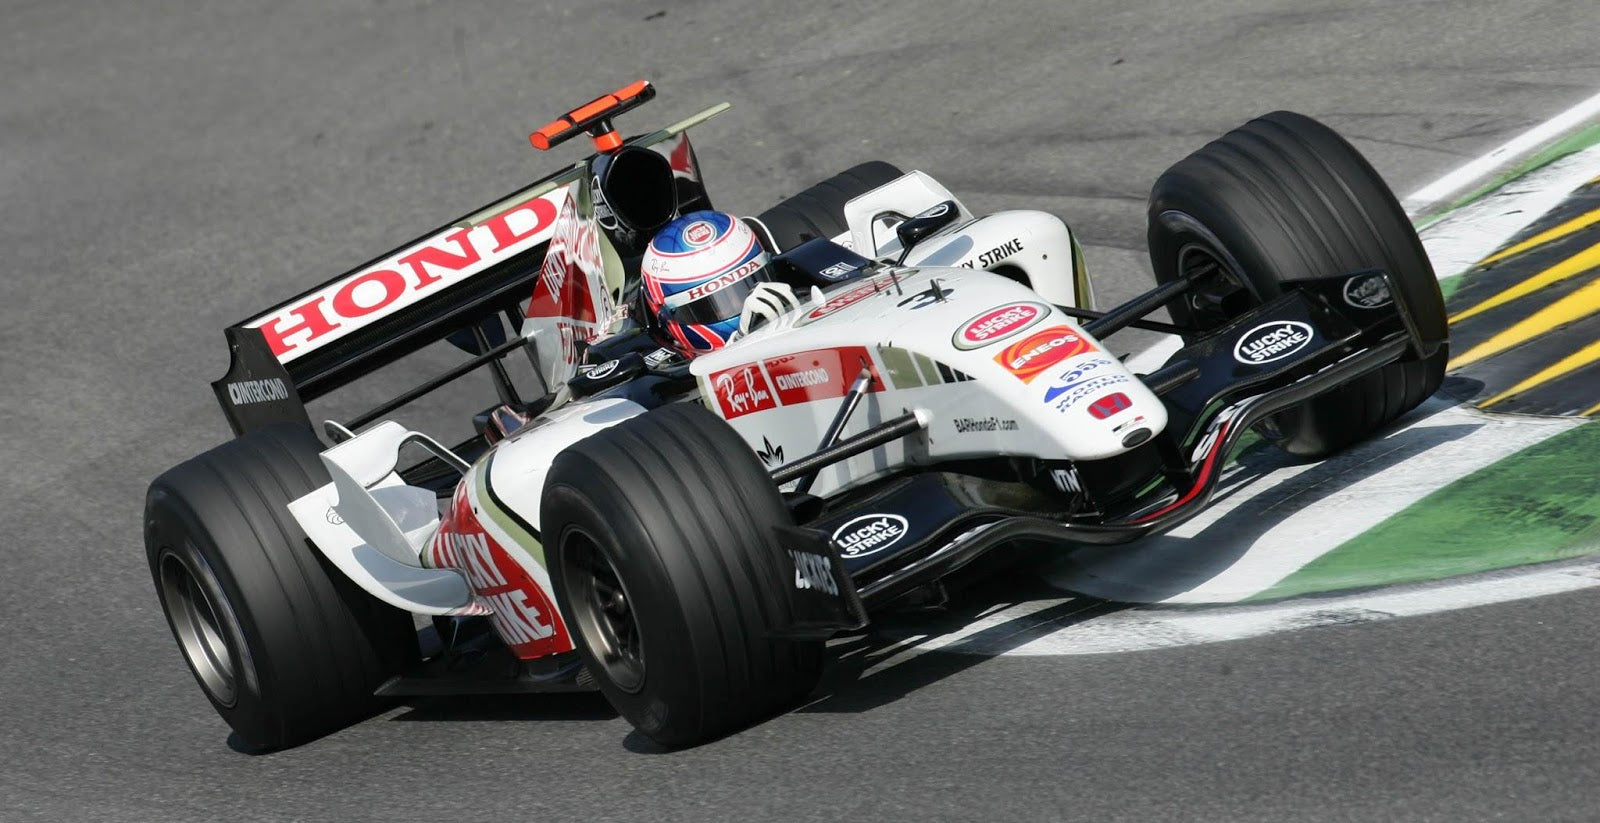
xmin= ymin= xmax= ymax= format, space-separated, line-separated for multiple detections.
xmin=145 ymin=81 xmax=1446 ymax=749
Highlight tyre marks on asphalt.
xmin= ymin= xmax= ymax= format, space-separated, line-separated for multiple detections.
xmin=1403 ymin=89 xmax=1600 ymax=218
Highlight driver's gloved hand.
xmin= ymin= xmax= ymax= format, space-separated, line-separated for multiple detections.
xmin=733 ymin=281 xmax=801 ymax=338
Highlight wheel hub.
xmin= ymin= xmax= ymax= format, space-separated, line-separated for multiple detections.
xmin=158 ymin=549 xmax=239 ymax=707
xmin=564 ymin=532 xmax=646 ymax=694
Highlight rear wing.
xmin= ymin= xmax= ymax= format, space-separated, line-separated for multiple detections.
xmin=211 ymin=92 xmax=724 ymax=436
xmin=212 ymin=172 xmax=570 ymax=436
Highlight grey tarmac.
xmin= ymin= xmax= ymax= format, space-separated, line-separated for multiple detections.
xmin=4 ymin=1 xmax=1600 ymax=820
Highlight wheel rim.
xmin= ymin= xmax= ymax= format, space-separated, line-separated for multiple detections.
xmin=1175 ymin=240 xmax=1293 ymax=441
xmin=158 ymin=549 xmax=239 ymax=707
xmin=562 ymin=531 xmax=646 ymax=694
xmin=1177 ymin=243 xmax=1255 ymax=331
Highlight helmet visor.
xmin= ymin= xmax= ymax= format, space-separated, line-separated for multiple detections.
xmin=662 ymin=265 xmax=772 ymax=327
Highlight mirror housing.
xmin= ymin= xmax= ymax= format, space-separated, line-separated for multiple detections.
xmin=894 ymin=200 xmax=960 ymax=263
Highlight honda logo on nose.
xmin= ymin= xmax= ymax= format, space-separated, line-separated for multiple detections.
xmin=1088 ymin=392 xmax=1133 ymax=420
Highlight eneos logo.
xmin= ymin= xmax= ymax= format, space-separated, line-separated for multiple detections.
xmin=953 ymin=302 xmax=1046 ymax=350
xmin=994 ymin=325 xmax=1095 ymax=382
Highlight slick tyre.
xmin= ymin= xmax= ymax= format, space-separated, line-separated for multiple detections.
xmin=1148 ymin=111 xmax=1448 ymax=457
xmin=145 ymin=424 xmax=417 ymax=751
xmin=755 ymin=161 xmax=903 ymax=251
xmin=542 ymin=403 xmax=823 ymax=747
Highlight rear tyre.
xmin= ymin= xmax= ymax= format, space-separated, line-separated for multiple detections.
xmin=755 ymin=161 xmax=904 ymax=251
xmin=145 ymin=424 xmax=417 ymax=750
xmin=1147 ymin=111 xmax=1447 ymax=457
xmin=542 ymin=403 xmax=823 ymax=747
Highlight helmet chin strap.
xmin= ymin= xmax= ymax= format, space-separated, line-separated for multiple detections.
xmin=731 ymin=282 xmax=801 ymax=340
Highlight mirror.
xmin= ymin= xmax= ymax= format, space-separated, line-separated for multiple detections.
xmin=894 ymin=200 xmax=960 ymax=263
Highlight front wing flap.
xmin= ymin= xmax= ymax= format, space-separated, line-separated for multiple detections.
xmin=1155 ymin=269 xmax=1418 ymax=447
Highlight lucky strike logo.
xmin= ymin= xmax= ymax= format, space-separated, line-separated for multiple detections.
xmin=803 ymin=278 xmax=889 ymax=323
xmin=684 ymin=220 xmax=716 ymax=246
xmin=523 ymin=190 xmax=617 ymax=375
xmin=1343 ymin=273 xmax=1393 ymax=309
xmin=995 ymin=325 xmax=1096 ymax=382
xmin=790 ymin=549 xmax=839 ymax=595
xmin=429 ymin=486 xmax=571 ymax=659
xmin=665 ymin=133 xmax=698 ymax=179
xmin=710 ymin=364 xmax=777 ymax=419
xmin=1233 ymin=321 xmax=1314 ymax=365
xmin=535 ymin=191 xmax=606 ymax=321
xmin=248 ymin=191 xmax=562 ymax=362
xmin=953 ymin=302 xmax=1045 ymax=350
xmin=831 ymin=513 xmax=909 ymax=558
xmin=578 ymin=359 xmax=620 ymax=380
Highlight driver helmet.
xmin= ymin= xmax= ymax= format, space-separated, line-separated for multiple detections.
xmin=641 ymin=210 xmax=773 ymax=354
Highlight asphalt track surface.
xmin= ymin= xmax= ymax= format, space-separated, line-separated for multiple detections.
xmin=6 ymin=1 xmax=1600 ymax=820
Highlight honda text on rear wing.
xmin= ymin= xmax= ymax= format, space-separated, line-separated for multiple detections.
xmin=212 ymin=80 xmax=720 ymax=441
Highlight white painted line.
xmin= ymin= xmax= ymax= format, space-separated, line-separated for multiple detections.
xmin=1404 ymin=88 xmax=1600 ymax=214
xmin=1160 ymin=409 xmax=1579 ymax=601
xmin=1039 ymin=405 xmax=1581 ymax=604
xmin=1420 ymin=144 xmax=1600 ymax=280
xmin=881 ymin=558 xmax=1600 ymax=657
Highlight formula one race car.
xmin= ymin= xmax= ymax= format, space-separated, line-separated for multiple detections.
xmin=144 ymin=81 xmax=1447 ymax=750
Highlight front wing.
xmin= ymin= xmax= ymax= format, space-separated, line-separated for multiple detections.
xmin=757 ymin=268 xmax=1423 ymax=631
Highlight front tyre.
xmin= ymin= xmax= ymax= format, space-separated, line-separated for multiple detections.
xmin=1148 ymin=111 xmax=1448 ymax=457
xmin=145 ymin=424 xmax=417 ymax=750
xmin=542 ymin=403 xmax=823 ymax=747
